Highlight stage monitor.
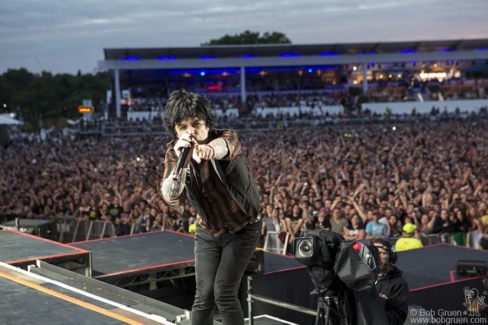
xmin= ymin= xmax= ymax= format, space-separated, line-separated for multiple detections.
xmin=457 ymin=259 xmax=487 ymax=276
xmin=0 ymin=219 xmax=59 ymax=242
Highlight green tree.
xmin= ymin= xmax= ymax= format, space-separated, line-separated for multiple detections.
xmin=202 ymin=30 xmax=291 ymax=46
xmin=0 ymin=69 xmax=110 ymax=119
xmin=0 ymin=77 xmax=15 ymax=113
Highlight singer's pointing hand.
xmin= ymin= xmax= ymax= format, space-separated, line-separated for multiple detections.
xmin=192 ymin=144 xmax=215 ymax=164
xmin=174 ymin=133 xmax=193 ymax=157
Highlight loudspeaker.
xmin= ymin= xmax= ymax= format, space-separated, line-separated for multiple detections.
xmin=246 ymin=249 xmax=265 ymax=275
xmin=457 ymin=259 xmax=487 ymax=276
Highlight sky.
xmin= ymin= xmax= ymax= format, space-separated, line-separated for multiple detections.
xmin=1 ymin=0 xmax=488 ymax=75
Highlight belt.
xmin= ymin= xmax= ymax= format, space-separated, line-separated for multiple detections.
xmin=249 ymin=213 xmax=262 ymax=224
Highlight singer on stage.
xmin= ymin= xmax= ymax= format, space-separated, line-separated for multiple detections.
xmin=160 ymin=90 xmax=262 ymax=325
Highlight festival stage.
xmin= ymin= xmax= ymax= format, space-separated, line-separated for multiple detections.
xmin=0 ymin=261 xmax=182 ymax=325
xmin=65 ymin=231 xmax=488 ymax=324
xmin=0 ymin=229 xmax=305 ymax=324
xmin=69 ymin=231 xmax=303 ymax=289
xmin=70 ymin=231 xmax=196 ymax=287
xmin=396 ymin=244 xmax=488 ymax=311
xmin=3 ymin=227 xmax=485 ymax=324
xmin=69 ymin=231 xmax=307 ymax=324
xmin=397 ymin=244 xmax=487 ymax=290
xmin=0 ymin=257 xmax=294 ymax=325
xmin=0 ymin=229 xmax=91 ymax=276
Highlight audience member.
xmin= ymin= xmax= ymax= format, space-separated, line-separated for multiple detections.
xmin=395 ymin=223 xmax=424 ymax=252
xmin=479 ymin=228 xmax=488 ymax=250
xmin=330 ymin=208 xmax=348 ymax=236
xmin=343 ymin=214 xmax=365 ymax=240
xmin=366 ymin=211 xmax=388 ymax=239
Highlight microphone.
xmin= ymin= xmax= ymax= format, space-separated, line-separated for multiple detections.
xmin=172 ymin=146 xmax=192 ymax=181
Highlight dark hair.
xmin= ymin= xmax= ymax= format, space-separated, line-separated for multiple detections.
xmin=163 ymin=89 xmax=214 ymax=138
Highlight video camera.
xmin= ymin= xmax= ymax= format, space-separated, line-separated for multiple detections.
xmin=292 ymin=230 xmax=389 ymax=325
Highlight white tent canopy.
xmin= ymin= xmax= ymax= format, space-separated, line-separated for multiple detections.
xmin=0 ymin=114 xmax=23 ymax=125
xmin=66 ymin=118 xmax=82 ymax=125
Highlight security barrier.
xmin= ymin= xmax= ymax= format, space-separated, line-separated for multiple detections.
xmin=56 ymin=218 xmax=136 ymax=243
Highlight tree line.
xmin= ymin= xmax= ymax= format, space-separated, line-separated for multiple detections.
xmin=0 ymin=68 xmax=111 ymax=119
xmin=202 ymin=30 xmax=291 ymax=46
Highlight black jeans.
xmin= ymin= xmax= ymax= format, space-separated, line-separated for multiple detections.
xmin=191 ymin=220 xmax=261 ymax=325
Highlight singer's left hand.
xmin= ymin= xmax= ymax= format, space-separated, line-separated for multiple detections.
xmin=192 ymin=144 xmax=215 ymax=163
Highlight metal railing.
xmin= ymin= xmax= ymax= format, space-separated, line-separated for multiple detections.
xmin=263 ymin=231 xmax=290 ymax=255
xmin=56 ymin=218 xmax=137 ymax=243
xmin=388 ymin=233 xmax=453 ymax=247
xmin=76 ymin=112 xmax=488 ymax=137
xmin=247 ymin=276 xmax=320 ymax=325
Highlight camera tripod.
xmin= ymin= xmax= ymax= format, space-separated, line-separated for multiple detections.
xmin=315 ymin=296 xmax=331 ymax=325
xmin=315 ymin=295 xmax=351 ymax=325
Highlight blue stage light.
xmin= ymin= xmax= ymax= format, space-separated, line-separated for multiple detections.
xmin=319 ymin=52 xmax=340 ymax=57
xmin=240 ymin=54 xmax=257 ymax=59
xmin=157 ymin=56 xmax=177 ymax=60
xmin=280 ymin=53 xmax=300 ymax=58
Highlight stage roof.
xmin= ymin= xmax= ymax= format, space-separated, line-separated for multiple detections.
xmin=103 ymin=38 xmax=488 ymax=61
xmin=98 ymin=39 xmax=488 ymax=83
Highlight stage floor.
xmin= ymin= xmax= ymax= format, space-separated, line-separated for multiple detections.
xmin=0 ymin=229 xmax=91 ymax=275
xmin=0 ymin=230 xmax=88 ymax=264
xmin=71 ymin=231 xmax=196 ymax=278
xmin=70 ymin=231 xmax=302 ymax=278
xmin=5 ymin=229 xmax=483 ymax=324
xmin=396 ymin=244 xmax=488 ymax=290
xmin=0 ymin=262 xmax=165 ymax=325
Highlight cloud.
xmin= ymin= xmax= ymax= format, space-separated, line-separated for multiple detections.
xmin=0 ymin=0 xmax=487 ymax=73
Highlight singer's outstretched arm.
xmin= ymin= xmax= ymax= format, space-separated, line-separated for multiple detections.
xmin=206 ymin=138 xmax=228 ymax=160
xmin=207 ymin=129 xmax=241 ymax=160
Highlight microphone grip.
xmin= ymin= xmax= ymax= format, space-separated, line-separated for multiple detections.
xmin=172 ymin=147 xmax=191 ymax=181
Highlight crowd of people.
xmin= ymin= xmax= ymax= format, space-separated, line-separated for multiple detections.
xmin=1 ymin=115 xmax=488 ymax=250
xmin=127 ymin=91 xmax=349 ymax=115
xmin=126 ymin=78 xmax=488 ymax=116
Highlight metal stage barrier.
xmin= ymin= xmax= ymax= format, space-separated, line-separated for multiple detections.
xmin=247 ymin=276 xmax=318 ymax=325
xmin=389 ymin=233 xmax=453 ymax=247
xmin=57 ymin=218 xmax=137 ymax=243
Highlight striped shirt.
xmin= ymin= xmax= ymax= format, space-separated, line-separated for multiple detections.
xmin=163 ymin=129 xmax=251 ymax=237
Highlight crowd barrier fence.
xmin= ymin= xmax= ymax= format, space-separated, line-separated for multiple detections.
xmin=1 ymin=215 xmax=478 ymax=252
xmin=76 ymin=112 xmax=488 ymax=137
xmin=56 ymin=218 xmax=136 ymax=243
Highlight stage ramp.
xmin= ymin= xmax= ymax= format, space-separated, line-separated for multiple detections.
xmin=0 ymin=261 xmax=179 ymax=325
